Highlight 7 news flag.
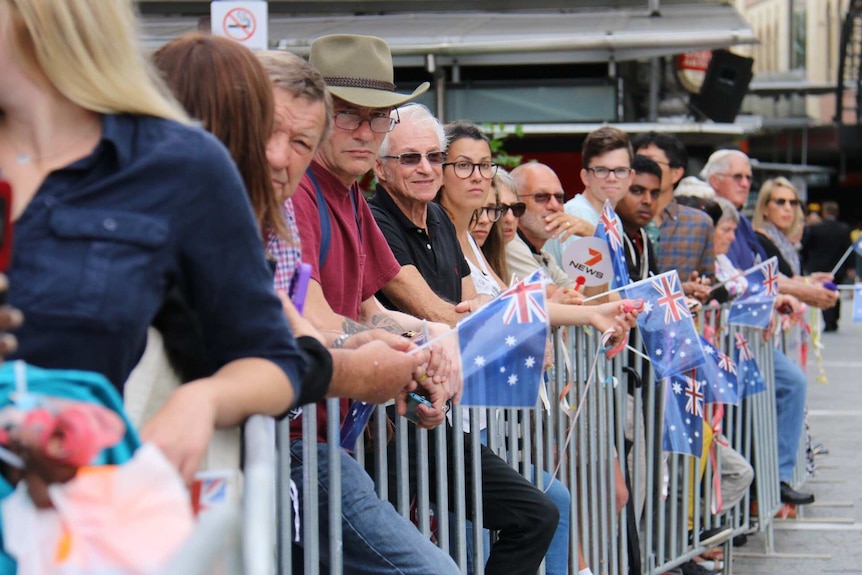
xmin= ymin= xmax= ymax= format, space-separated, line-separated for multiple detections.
xmin=458 ymin=270 xmax=550 ymax=407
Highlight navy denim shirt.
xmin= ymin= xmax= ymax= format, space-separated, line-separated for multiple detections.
xmin=7 ymin=113 xmax=307 ymax=394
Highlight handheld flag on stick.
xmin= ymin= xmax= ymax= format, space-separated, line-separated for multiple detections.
xmin=727 ymin=257 xmax=779 ymax=329
xmin=734 ymin=332 xmax=766 ymax=397
xmin=663 ymin=373 xmax=704 ymax=458
xmin=830 ymin=236 xmax=862 ymax=277
xmin=594 ymin=200 xmax=631 ymax=290
xmin=697 ymin=335 xmax=740 ymax=405
xmin=853 ymin=284 xmax=862 ymax=323
xmin=458 ymin=270 xmax=550 ymax=407
xmin=624 ymin=271 xmax=707 ymax=380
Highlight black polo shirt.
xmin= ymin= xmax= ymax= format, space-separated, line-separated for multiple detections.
xmin=369 ymin=184 xmax=469 ymax=309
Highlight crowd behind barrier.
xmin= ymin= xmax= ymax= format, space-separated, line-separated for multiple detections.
xmin=200 ymin=301 xmax=816 ymax=575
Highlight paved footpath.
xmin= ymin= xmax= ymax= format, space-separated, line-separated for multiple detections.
xmin=732 ymin=300 xmax=862 ymax=575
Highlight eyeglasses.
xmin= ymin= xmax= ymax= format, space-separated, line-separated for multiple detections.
xmin=333 ymin=109 xmax=399 ymax=133
xmin=380 ymin=151 xmax=447 ymax=165
xmin=771 ymin=198 xmax=800 ymax=207
xmin=500 ymin=202 xmax=526 ymax=217
xmin=721 ymin=173 xmax=753 ymax=183
xmin=586 ymin=166 xmax=632 ymax=180
xmin=521 ymin=192 xmax=564 ymax=205
xmin=473 ymin=206 xmax=503 ymax=223
xmin=442 ymin=160 xmax=498 ymax=179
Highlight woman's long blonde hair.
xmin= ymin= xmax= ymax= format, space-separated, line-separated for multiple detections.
xmin=752 ymin=176 xmax=804 ymax=234
xmin=1 ymin=0 xmax=188 ymax=122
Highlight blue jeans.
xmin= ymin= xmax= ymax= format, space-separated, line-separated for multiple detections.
xmin=290 ymin=440 xmax=459 ymax=575
xmin=464 ymin=431 xmax=571 ymax=575
xmin=773 ymin=348 xmax=807 ymax=483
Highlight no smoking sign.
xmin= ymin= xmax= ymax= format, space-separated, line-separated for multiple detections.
xmin=211 ymin=1 xmax=268 ymax=50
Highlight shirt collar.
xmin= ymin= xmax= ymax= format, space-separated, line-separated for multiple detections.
xmin=517 ymin=228 xmax=542 ymax=255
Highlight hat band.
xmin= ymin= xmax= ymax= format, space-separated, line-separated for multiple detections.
xmin=325 ymin=76 xmax=396 ymax=92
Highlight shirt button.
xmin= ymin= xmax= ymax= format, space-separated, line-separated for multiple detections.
xmin=426 ymin=244 xmax=431 ymax=249
xmin=103 ymin=218 xmax=117 ymax=231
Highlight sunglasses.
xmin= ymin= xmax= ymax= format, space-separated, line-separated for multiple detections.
xmin=770 ymin=198 xmax=800 ymax=207
xmin=521 ymin=192 xmax=564 ymax=205
xmin=500 ymin=202 xmax=526 ymax=217
xmin=380 ymin=151 xmax=447 ymax=166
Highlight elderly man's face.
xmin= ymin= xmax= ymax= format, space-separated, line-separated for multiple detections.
xmin=266 ymin=87 xmax=328 ymax=200
xmin=712 ymin=155 xmax=752 ymax=209
xmin=374 ymin=120 xmax=445 ymax=205
xmin=315 ymin=97 xmax=392 ymax=187
xmin=517 ymin=165 xmax=565 ymax=244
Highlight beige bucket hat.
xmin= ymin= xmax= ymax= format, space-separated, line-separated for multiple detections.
xmin=309 ymin=34 xmax=429 ymax=109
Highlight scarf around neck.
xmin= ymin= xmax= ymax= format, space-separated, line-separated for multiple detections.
xmin=761 ymin=220 xmax=800 ymax=276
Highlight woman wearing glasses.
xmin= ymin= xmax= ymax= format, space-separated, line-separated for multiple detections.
xmin=752 ymin=177 xmax=808 ymax=278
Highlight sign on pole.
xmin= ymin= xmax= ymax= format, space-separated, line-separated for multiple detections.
xmin=211 ymin=1 xmax=268 ymax=51
xmin=561 ymin=236 xmax=613 ymax=289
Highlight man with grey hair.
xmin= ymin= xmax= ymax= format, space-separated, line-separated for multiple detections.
xmin=369 ymin=103 xmax=560 ymax=575
xmin=702 ymin=149 xmax=831 ymax=506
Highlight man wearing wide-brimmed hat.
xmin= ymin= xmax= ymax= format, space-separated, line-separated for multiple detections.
xmin=287 ymin=34 xmax=465 ymax=574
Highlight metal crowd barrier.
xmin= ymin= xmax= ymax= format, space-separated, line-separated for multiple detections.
xmin=260 ymin=302 xmax=811 ymax=575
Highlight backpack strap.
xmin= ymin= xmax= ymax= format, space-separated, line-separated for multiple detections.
xmin=306 ymin=168 xmax=330 ymax=268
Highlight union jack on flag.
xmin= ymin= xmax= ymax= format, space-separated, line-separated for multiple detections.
xmin=663 ymin=372 xmax=704 ymax=458
xmin=696 ymin=335 xmax=739 ymax=405
xmin=593 ymin=200 xmax=631 ymax=289
xmin=762 ymin=258 xmax=779 ymax=296
xmin=734 ymin=332 xmax=753 ymax=361
xmin=654 ymin=273 xmax=689 ymax=324
xmin=734 ymin=331 xmax=766 ymax=397
xmin=728 ymin=257 xmax=778 ymax=329
xmin=502 ymin=273 xmax=547 ymax=324
xmin=717 ymin=351 xmax=737 ymax=375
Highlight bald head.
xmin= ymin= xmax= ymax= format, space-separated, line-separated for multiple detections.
xmin=512 ymin=162 xmax=565 ymax=248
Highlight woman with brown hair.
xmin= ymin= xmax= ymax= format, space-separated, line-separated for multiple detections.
xmin=0 ymin=0 xmax=319 ymax=485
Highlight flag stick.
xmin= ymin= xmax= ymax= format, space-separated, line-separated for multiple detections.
xmin=829 ymin=244 xmax=855 ymax=278
xmin=581 ymin=283 xmax=629 ymax=303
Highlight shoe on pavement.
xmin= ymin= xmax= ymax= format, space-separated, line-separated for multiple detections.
xmin=780 ymin=482 xmax=814 ymax=505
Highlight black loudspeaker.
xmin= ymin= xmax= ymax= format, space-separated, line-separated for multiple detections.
xmin=689 ymin=49 xmax=754 ymax=123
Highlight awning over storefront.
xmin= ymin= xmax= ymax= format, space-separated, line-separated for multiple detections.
xmin=139 ymin=3 xmax=756 ymax=65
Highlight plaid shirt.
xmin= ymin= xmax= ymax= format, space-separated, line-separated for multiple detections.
xmin=653 ymin=200 xmax=715 ymax=279
xmin=265 ymin=198 xmax=303 ymax=294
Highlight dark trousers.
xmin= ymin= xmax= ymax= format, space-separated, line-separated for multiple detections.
xmin=373 ymin=418 xmax=559 ymax=575
xmin=823 ymin=298 xmax=840 ymax=331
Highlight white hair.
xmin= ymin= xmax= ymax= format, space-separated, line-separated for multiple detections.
xmin=379 ymin=103 xmax=447 ymax=157
xmin=699 ymin=149 xmax=750 ymax=181
xmin=674 ymin=176 xmax=716 ymax=199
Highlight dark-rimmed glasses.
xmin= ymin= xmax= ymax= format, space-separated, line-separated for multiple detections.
xmin=473 ymin=206 xmax=503 ymax=223
xmin=770 ymin=198 xmax=800 ymax=207
xmin=521 ymin=192 xmax=564 ymax=205
xmin=442 ymin=160 xmax=498 ymax=179
xmin=586 ymin=166 xmax=632 ymax=180
xmin=380 ymin=151 xmax=447 ymax=165
xmin=333 ymin=108 xmax=400 ymax=133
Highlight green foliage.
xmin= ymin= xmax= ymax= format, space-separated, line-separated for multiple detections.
xmin=482 ymin=122 xmax=524 ymax=169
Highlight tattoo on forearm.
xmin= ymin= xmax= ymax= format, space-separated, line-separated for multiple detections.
xmin=341 ymin=317 xmax=369 ymax=335
xmin=368 ymin=313 xmax=405 ymax=334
